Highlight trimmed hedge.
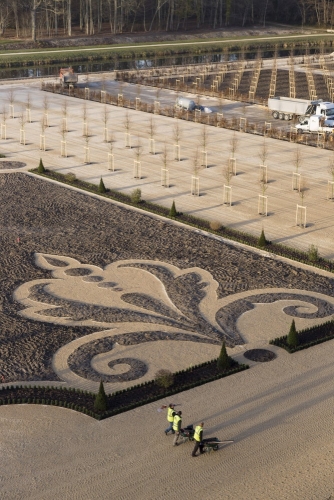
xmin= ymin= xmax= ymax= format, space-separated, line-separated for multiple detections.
xmin=270 ymin=320 xmax=334 ymax=353
xmin=0 ymin=359 xmax=249 ymax=420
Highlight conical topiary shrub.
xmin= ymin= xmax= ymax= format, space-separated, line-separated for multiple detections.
xmin=217 ymin=341 xmax=232 ymax=371
xmin=169 ymin=200 xmax=177 ymax=218
xmin=98 ymin=177 xmax=106 ymax=193
xmin=287 ymin=319 xmax=298 ymax=348
xmin=38 ymin=158 xmax=45 ymax=173
xmin=258 ymin=229 xmax=267 ymax=247
xmin=94 ymin=380 xmax=107 ymax=412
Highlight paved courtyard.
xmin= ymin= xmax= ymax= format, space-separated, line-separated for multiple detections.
xmin=1 ymin=77 xmax=334 ymax=258
xmin=1 ymin=77 xmax=334 ymax=499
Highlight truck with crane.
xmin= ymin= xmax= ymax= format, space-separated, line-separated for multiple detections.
xmin=296 ymin=115 xmax=334 ymax=134
xmin=59 ymin=67 xmax=78 ymax=87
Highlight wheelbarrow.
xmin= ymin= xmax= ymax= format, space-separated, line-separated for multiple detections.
xmin=202 ymin=437 xmax=234 ymax=453
xmin=180 ymin=425 xmax=195 ymax=442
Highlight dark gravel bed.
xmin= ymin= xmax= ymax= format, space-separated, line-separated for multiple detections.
xmin=0 ymin=161 xmax=26 ymax=169
xmin=243 ymin=349 xmax=277 ymax=362
xmin=1 ymin=172 xmax=334 ymax=383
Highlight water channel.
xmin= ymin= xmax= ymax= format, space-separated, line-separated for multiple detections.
xmin=1 ymin=46 xmax=332 ymax=80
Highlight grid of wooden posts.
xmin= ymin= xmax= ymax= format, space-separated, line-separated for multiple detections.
xmin=154 ymin=101 xmax=160 ymax=114
xmin=258 ymin=195 xmax=268 ymax=216
xmin=61 ymin=140 xmax=67 ymax=157
xmin=133 ymin=160 xmax=141 ymax=179
xmin=327 ymin=180 xmax=334 ymax=200
xmin=125 ymin=132 xmax=131 ymax=148
xmin=191 ymin=175 xmax=200 ymax=196
xmin=1 ymin=124 xmax=6 ymax=140
xmin=84 ymin=145 xmax=90 ymax=164
xmin=223 ymin=185 xmax=232 ymax=206
xmin=40 ymin=134 xmax=46 ymax=151
xmin=239 ymin=117 xmax=247 ymax=132
xmin=118 ymin=94 xmax=123 ymax=106
xmin=264 ymin=122 xmax=271 ymax=136
xmin=26 ymin=108 xmax=31 ymax=123
xmin=201 ymin=150 xmax=207 ymax=168
xmin=161 ymin=168 xmax=169 ymax=187
xmin=83 ymin=122 xmax=88 ymax=137
xmin=19 ymin=128 xmax=26 ymax=145
xmin=174 ymin=144 xmax=180 ymax=161
xmin=292 ymin=172 xmax=301 ymax=191
xmin=228 ymin=157 xmax=237 ymax=176
xmin=103 ymin=127 xmax=108 ymax=142
xmin=108 ymin=153 xmax=114 ymax=171
xmin=296 ymin=204 xmax=307 ymax=228
xmin=216 ymin=113 xmax=223 ymax=127
xmin=259 ymin=165 xmax=268 ymax=184
xmin=149 ymin=138 xmax=155 ymax=155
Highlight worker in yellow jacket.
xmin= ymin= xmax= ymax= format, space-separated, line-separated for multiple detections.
xmin=172 ymin=411 xmax=182 ymax=446
xmin=164 ymin=403 xmax=176 ymax=435
xmin=192 ymin=422 xmax=205 ymax=456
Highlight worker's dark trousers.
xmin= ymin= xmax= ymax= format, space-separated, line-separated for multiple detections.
xmin=192 ymin=441 xmax=204 ymax=456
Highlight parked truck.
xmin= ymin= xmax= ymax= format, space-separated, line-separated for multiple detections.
xmin=268 ymin=96 xmax=334 ymax=122
xmin=59 ymin=67 xmax=78 ymax=87
xmin=296 ymin=114 xmax=334 ymax=134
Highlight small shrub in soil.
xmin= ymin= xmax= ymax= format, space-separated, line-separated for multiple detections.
xmin=98 ymin=177 xmax=106 ymax=194
xmin=155 ymin=369 xmax=174 ymax=390
xmin=131 ymin=188 xmax=142 ymax=204
xmin=210 ymin=220 xmax=222 ymax=231
xmin=37 ymin=158 xmax=45 ymax=173
xmin=308 ymin=244 xmax=319 ymax=263
xmin=287 ymin=319 xmax=299 ymax=347
xmin=169 ymin=200 xmax=177 ymax=217
xmin=64 ymin=172 xmax=76 ymax=183
xmin=217 ymin=341 xmax=232 ymax=371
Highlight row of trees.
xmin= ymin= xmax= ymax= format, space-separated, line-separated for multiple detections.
xmin=0 ymin=0 xmax=332 ymax=41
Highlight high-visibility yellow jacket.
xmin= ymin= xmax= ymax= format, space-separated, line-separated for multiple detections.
xmin=167 ymin=407 xmax=175 ymax=422
xmin=194 ymin=425 xmax=203 ymax=442
xmin=173 ymin=414 xmax=182 ymax=432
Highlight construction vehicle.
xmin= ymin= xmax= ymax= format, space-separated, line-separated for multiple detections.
xmin=59 ymin=67 xmax=78 ymax=87
xmin=175 ymin=97 xmax=196 ymax=111
xmin=174 ymin=97 xmax=212 ymax=113
xmin=268 ymin=97 xmax=334 ymax=122
xmin=296 ymin=115 xmax=334 ymax=134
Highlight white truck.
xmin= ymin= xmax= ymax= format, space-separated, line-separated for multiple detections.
xmin=296 ymin=115 xmax=334 ymax=134
xmin=268 ymin=97 xmax=334 ymax=122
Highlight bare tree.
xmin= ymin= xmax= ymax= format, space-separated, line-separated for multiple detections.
xmin=173 ymin=121 xmax=182 ymax=146
xmin=229 ymin=132 xmax=238 ymax=158
xmin=258 ymin=138 xmax=268 ymax=165
xmin=293 ymin=146 xmax=303 ymax=173
xmin=299 ymin=177 xmax=308 ymax=206
xmin=161 ymin=143 xmax=168 ymax=169
xmin=223 ymin=160 xmax=233 ymax=187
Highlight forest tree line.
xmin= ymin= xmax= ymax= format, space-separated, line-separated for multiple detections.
xmin=0 ymin=0 xmax=333 ymax=41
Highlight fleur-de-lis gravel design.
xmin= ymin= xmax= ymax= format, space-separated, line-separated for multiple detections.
xmin=14 ymin=253 xmax=231 ymax=344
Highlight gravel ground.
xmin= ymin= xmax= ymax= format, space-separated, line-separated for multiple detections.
xmin=1 ymin=171 xmax=334 ymax=383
